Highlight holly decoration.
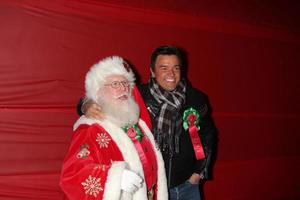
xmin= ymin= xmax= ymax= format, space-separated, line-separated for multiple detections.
xmin=122 ymin=124 xmax=143 ymax=141
xmin=183 ymin=107 xmax=200 ymax=131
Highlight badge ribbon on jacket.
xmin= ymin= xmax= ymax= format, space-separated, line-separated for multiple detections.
xmin=183 ymin=107 xmax=205 ymax=160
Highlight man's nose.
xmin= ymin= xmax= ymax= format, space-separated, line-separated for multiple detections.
xmin=167 ymin=68 xmax=176 ymax=76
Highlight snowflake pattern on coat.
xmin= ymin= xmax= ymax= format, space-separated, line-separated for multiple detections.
xmin=94 ymin=164 xmax=108 ymax=171
xmin=96 ymin=132 xmax=111 ymax=148
xmin=81 ymin=175 xmax=104 ymax=197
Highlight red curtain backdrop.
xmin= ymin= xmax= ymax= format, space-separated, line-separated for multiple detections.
xmin=1 ymin=0 xmax=300 ymax=199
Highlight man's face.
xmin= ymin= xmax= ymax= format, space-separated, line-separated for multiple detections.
xmin=99 ymin=75 xmax=130 ymax=104
xmin=151 ymin=55 xmax=181 ymax=91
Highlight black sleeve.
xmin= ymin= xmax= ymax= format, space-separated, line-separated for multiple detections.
xmin=193 ymin=107 xmax=217 ymax=179
xmin=76 ymin=97 xmax=85 ymax=116
xmin=191 ymin=88 xmax=218 ymax=179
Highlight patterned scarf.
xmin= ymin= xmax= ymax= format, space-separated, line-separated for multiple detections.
xmin=149 ymin=78 xmax=186 ymax=155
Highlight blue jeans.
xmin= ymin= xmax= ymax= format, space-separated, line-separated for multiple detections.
xmin=169 ymin=180 xmax=201 ymax=200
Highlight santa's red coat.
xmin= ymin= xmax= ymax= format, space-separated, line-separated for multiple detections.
xmin=60 ymin=116 xmax=168 ymax=200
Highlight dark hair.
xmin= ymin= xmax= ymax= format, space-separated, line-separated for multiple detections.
xmin=150 ymin=45 xmax=185 ymax=70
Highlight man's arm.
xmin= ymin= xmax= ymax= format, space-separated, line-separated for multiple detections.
xmin=196 ymin=107 xmax=217 ymax=180
xmin=77 ymin=86 xmax=152 ymax=128
xmin=76 ymin=97 xmax=85 ymax=116
xmin=190 ymin=89 xmax=218 ymax=181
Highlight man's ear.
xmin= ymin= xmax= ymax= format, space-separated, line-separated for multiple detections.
xmin=150 ymin=68 xmax=155 ymax=78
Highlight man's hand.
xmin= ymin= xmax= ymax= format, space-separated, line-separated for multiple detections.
xmin=188 ymin=173 xmax=203 ymax=185
xmin=82 ymin=99 xmax=105 ymax=120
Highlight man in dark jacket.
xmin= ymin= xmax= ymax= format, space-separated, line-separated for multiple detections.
xmin=79 ymin=45 xmax=217 ymax=200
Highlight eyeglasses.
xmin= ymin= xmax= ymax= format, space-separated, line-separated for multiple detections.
xmin=104 ymin=81 xmax=131 ymax=89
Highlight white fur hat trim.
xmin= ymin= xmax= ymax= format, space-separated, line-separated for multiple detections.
xmin=85 ymin=56 xmax=135 ymax=102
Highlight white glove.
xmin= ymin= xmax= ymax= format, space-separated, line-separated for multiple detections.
xmin=121 ymin=169 xmax=143 ymax=194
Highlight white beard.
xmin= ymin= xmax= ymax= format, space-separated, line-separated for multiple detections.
xmin=97 ymin=93 xmax=140 ymax=128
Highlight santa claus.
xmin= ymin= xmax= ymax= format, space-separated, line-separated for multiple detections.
xmin=60 ymin=56 xmax=168 ymax=200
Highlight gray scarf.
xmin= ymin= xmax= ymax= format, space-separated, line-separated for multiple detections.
xmin=149 ymin=78 xmax=186 ymax=155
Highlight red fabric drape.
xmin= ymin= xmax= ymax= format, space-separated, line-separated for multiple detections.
xmin=1 ymin=0 xmax=300 ymax=199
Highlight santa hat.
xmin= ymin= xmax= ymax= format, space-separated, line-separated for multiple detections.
xmin=85 ymin=56 xmax=135 ymax=102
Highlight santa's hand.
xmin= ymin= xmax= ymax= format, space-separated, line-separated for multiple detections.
xmin=121 ymin=169 xmax=143 ymax=194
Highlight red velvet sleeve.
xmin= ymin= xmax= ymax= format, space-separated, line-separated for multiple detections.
xmin=59 ymin=124 xmax=124 ymax=200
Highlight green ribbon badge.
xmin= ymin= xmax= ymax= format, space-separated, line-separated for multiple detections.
xmin=183 ymin=107 xmax=201 ymax=131
xmin=122 ymin=124 xmax=143 ymax=142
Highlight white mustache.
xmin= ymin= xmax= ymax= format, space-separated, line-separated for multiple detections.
xmin=114 ymin=93 xmax=130 ymax=99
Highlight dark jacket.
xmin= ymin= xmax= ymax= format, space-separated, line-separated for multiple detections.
xmin=138 ymin=83 xmax=216 ymax=188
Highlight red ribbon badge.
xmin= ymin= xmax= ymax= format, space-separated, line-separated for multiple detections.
xmin=183 ymin=108 xmax=205 ymax=160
